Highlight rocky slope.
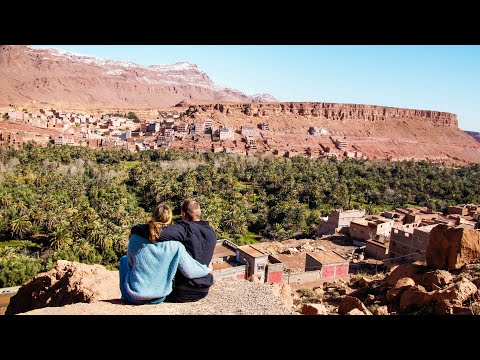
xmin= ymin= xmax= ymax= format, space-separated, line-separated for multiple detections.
xmin=6 ymin=260 xmax=295 ymax=315
xmin=0 ymin=45 xmax=277 ymax=107
xmin=466 ymin=131 xmax=480 ymax=143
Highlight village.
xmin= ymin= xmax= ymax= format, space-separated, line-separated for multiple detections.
xmin=210 ymin=203 xmax=480 ymax=290
xmin=0 ymin=106 xmax=365 ymax=159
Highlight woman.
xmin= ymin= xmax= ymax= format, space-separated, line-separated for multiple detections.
xmin=119 ymin=203 xmax=211 ymax=305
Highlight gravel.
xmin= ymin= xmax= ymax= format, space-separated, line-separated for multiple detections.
xmin=20 ymin=280 xmax=298 ymax=315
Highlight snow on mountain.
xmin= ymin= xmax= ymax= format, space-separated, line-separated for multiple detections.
xmin=251 ymin=93 xmax=278 ymax=103
xmin=2 ymin=46 xmax=277 ymax=106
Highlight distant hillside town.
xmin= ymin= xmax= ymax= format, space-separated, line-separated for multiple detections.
xmin=0 ymin=106 xmax=365 ymax=159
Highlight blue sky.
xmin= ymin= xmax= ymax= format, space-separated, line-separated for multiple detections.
xmin=33 ymin=45 xmax=480 ymax=131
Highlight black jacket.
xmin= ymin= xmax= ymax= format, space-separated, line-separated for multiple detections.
xmin=130 ymin=220 xmax=217 ymax=299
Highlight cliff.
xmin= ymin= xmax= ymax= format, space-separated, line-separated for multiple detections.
xmin=179 ymin=101 xmax=480 ymax=164
xmin=182 ymin=101 xmax=458 ymax=127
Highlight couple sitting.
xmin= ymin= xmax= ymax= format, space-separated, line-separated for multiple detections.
xmin=119 ymin=199 xmax=217 ymax=304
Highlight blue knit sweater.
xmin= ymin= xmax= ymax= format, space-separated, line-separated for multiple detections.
xmin=122 ymin=234 xmax=210 ymax=301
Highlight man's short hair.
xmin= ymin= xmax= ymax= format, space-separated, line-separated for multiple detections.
xmin=181 ymin=199 xmax=201 ymax=221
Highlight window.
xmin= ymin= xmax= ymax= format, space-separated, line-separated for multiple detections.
xmin=257 ymin=264 xmax=265 ymax=271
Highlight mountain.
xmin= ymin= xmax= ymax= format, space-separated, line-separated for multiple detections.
xmin=0 ymin=45 xmax=277 ymax=107
xmin=465 ymin=131 xmax=480 ymax=142
xmin=251 ymin=93 xmax=279 ymax=103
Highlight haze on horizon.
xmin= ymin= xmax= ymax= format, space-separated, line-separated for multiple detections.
xmin=32 ymin=45 xmax=480 ymax=131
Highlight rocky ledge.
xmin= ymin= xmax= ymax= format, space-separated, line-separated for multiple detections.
xmin=6 ymin=260 xmax=295 ymax=315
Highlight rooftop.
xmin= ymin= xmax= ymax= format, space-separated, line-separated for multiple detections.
xmin=213 ymin=244 xmax=236 ymax=259
xmin=415 ymin=224 xmax=438 ymax=233
xmin=212 ymin=262 xmax=234 ymax=271
xmin=275 ymin=253 xmax=306 ymax=273
xmin=238 ymin=245 xmax=267 ymax=258
xmin=307 ymin=251 xmax=348 ymax=265
xmin=366 ymin=239 xmax=390 ymax=249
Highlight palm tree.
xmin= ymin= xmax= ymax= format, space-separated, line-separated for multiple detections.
xmin=0 ymin=193 xmax=11 ymax=223
xmin=50 ymin=227 xmax=73 ymax=250
xmin=10 ymin=215 xmax=32 ymax=239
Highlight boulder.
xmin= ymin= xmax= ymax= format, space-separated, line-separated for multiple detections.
xmin=313 ymin=287 xmax=324 ymax=297
xmin=270 ymin=283 xmax=293 ymax=310
xmin=422 ymin=270 xmax=453 ymax=291
xmin=399 ymin=285 xmax=431 ymax=311
xmin=373 ymin=306 xmax=389 ymax=315
xmin=426 ymin=225 xmax=480 ymax=270
xmin=358 ymin=277 xmax=372 ymax=288
xmin=6 ymin=260 xmax=120 ymax=315
xmin=385 ymin=263 xmax=423 ymax=286
xmin=346 ymin=308 xmax=368 ymax=315
xmin=386 ymin=277 xmax=415 ymax=302
xmin=470 ymin=302 xmax=480 ymax=315
xmin=452 ymin=305 xmax=474 ymax=315
xmin=431 ymin=279 xmax=477 ymax=305
xmin=302 ymin=303 xmax=329 ymax=315
xmin=338 ymin=296 xmax=372 ymax=315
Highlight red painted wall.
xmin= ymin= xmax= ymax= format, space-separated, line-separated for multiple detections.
xmin=335 ymin=264 xmax=349 ymax=277
xmin=237 ymin=273 xmax=245 ymax=279
xmin=322 ymin=265 xmax=335 ymax=279
xmin=267 ymin=271 xmax=283 ymax=283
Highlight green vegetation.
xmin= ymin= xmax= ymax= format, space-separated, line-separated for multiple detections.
xmin=0 ymin=241 xmax=24 ymax=247
xmin=121 ymin=161 xmax=141 ymax=170
xmin=0 ymin=143 xmax=479 ymax=286
xmin=126 ymin=112 xmax=139 ymax=123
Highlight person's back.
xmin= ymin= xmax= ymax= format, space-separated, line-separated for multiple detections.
xmin=132 ymin=199 xmax=217 ymax=302
xmin=119 ymin=203 xmax=209 ymax=305
xmin=121 ymin=234 xmax=209 ymax=303
xmin=167 ymin=219 xmax=216 ymax=301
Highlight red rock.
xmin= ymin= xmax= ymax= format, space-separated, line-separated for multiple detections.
xmin=6 ymin=260 xmax=120 ymax=315
xmin=452 ymin=305 xmax=474 ymax=315
xmin=302 ymin=303 xmax=329 ymax=315
xmin=338 ymin=296 xmax=372 ymax=315
xmin=431 ymin=279 xmax=477 ymax=305
xmin=270 ymin=283 xmax=293 ymax=310
xmin=422 ymin=270 xmax=453 ymax=290
xmin=426 ymin=225 xmax=480 ymax=270
xmin=399 ymin=285 xmax=431 ymax=311
xmin=386 ymin=277 xmax=415 ymax=302
xmin=346 ymin=308 xmax=368 ymax=315
xmin=373 ymin=306 xmax=389 ymax=315
xmin=385 ymin=263 xmax=423 ymax=286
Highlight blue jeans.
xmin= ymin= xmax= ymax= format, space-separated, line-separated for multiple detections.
xmin=119 ymin=255 xmax=166 ymax=305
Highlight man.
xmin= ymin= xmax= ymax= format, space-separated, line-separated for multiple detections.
xmin=131 ymin=199 xmax=217 ymax=302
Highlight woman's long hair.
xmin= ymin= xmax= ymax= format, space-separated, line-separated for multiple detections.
xmin=148 ymin=203 xmax=173 ymax=243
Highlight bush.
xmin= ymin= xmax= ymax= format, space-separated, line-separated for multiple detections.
xmin=0 ymin=255 xmax=44 ymax=287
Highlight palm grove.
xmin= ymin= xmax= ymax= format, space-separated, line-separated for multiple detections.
xmin=0 ymin=142 xmax=479 ymax=287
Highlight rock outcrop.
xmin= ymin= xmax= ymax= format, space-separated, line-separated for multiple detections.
xmin=338 ymin=296 xmax=372 ymax=315
xmin=6 ymin=260 xmax=120 ymax=315
xmin=386 ymin=277 xmax=415 ymax=302
xmin=426 ymin=225 xmax=480 ymax=270
xmin=422 ymin=270 xmax=454 ymax=291
xmin=301 ymin=303 xmax=329 ymax=315
xmin=7 ymin=260 xmax=295 ymax=315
